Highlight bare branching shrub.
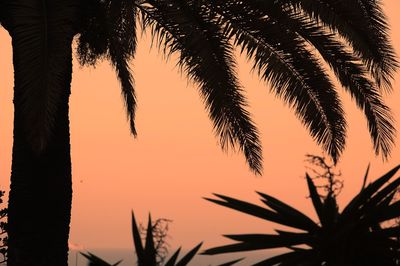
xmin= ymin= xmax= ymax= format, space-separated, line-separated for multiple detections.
xmin=305 ymin=154 xmax=343 ymax=199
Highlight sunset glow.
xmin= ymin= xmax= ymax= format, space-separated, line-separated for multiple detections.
xmin=1 ymin=0 xmax=399 ymax=260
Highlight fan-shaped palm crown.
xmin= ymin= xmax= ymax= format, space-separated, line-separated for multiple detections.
xmin=77 ymin=0 xmax=398 ymax=174
xmin=2 ymin=0 xmax=395 ymax=174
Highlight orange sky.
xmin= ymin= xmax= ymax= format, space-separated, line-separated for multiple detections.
xmin=1 ymin=0 xmax=400 ymax=258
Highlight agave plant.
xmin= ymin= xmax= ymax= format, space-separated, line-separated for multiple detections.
xmin=131 ymin=212 xmax=203 ymax=266
xmin=80 ymin=252 xmax=122 ymax=266
xmin=81 ymin=212 xmax=203 ymax=266
xmin=203 ymin=165 xmax=400 ymax=265
xmin=130 ymin=212 xmax=243 ymax=266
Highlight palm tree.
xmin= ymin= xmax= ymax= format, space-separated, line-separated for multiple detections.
xmin=0 ymin=0 xmax=397 ymax=265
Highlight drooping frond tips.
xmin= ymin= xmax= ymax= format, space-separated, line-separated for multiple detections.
xmin=76 ymin=0 xmax=109 ymax=65
xmin=107 ymin=0 xmax=139 ymax=137
xmin=357 ymin=0 xmax=399 ymax=90
xmin=112 ymin=58 xmax=138 ymax=137
xmin=138 ymin=0 xmax=263 ymax=175
xmin=129 ymin=112 xmax=138 ymax=137
xmin=77 ymin=0 xmax=139 ymax=137
xmin=206 ymin=0 xmax=349 ymax=165
xmin=370 ymin=104 xmax=396 ymax=160
xmin=282 ymin=0 xmax=399 ymax=90
xmin=78 ymin=0 xmax=395 ymax=169
xmin=232 ymin=120 xmax=263 ymax=175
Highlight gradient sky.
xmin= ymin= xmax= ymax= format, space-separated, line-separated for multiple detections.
xmin=1 ymin=0 xmax=400 ymax=257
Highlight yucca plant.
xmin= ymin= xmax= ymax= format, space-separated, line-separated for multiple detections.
xmin=203 ymin=165 xmax=400 ymax=265
xmin=81 ymin=212 xmax=203 ymax=266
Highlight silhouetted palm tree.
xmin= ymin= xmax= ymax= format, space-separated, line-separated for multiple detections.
xmin=0 ymin=0 xmax=397 ymax=265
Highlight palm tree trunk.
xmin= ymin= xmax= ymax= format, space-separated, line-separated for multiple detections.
xmin=3 ymin=0 xmax=80 ymax=265
xmin=7 ymin=89 xmax=72 ymax=266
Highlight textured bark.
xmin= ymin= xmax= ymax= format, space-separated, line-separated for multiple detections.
xmin=8 ymin=88 xmax=72 ymax=266
xmin=3 ymin=0 xmax=80 ymax=265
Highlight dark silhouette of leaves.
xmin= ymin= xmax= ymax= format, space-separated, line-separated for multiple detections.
xmin=204 ymin=165 xmax=400 ymax=265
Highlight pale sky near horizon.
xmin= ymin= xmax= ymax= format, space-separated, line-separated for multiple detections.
xmin=1 ymin=0 xmax=400 ymax=259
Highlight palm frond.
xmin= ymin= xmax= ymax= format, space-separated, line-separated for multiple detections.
xmin=137 ymin=0 xmax=262 ymax=174
xmin=283 ymin=0 xmax=399 ymax=89
xmin=206 ymin=1 xmax=347 ymax=162
xmin=249 ymin=2 xmax=395 ymax=158
xmin=76 ymin=0 xmax=109 ymax=65
xmin=74 ymin=0 xmax=397 ymax=170
xmin=106 ymin=0 xmax=138 ymax=136
xmin=78 ymin=0 xmax=138 ymax=136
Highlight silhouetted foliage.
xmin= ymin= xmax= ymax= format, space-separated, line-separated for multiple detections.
xmin=305 ymin=154 xmax=343 ymax=198
xmin=138 ymin=217 xmax=172 ymax=265
xmin=81 ymin=211 xmax=203 ymax=266
xmin=75 ymin=0 xmax=399 ymax=171
xmin=0 ymin=190 xmax=7 ymax=264
xmin=131 ymin=212 xmax=202 ymax=266
xmin=204 ymin=165 xmax=400 ymax=265
xmin=81 ymin=252 xmax=122 ymax=266
xmin=392 ymin=176 xmax=400 ymax=265
xmin=1 ymin=0 xmax=398 ymax=264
